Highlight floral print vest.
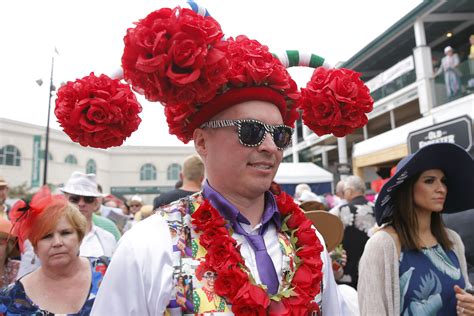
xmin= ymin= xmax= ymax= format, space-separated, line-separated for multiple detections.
xmin=159 ymin=193 xmax=299 ymax=316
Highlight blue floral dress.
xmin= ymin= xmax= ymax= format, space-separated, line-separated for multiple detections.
xmin=399 ymin=244 xmax=466 ymax=316
xmin=0 ymin=257 xmax=107 ymax=316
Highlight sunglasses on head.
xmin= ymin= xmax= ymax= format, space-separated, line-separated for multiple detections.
xmin=200 ymin=119 xmax=294 ymax=150
xmin=68 ymin=195 xmax=96 ymax=204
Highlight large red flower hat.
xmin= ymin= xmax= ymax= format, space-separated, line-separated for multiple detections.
xmin=55 ymin=3 xmax=373 ymax=148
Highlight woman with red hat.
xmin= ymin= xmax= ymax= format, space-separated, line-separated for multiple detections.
xmin=0 ymin=186 xmax=108 ymax=315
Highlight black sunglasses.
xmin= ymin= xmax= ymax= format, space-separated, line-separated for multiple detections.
xmin=200 ymin=119 xmax=293 ymax=150
xmin=68 ymin=195 xmax=96 ymax=204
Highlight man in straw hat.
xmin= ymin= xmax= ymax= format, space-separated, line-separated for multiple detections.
xmin=0 ymin=177 xmax=10 ymax=220
xmin=53 ymin=4 xmax=373 ymax=314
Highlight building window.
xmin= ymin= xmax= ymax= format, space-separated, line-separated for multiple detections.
xmin=167 ymin=163 xmax=181 ymax=181
xmin=39 ymin=150 xmax=53 ymax=161
xmin=86 ymin=159 xmax=97 ymax=174
xmin=64 ymin=154 xmax=78 ymax=165
xmin=140 ymin=163 xmax=157 ymax=181
xmin=0 ymin=145 xmax=21 ymax=166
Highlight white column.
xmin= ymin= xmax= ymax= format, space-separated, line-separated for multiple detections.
xmin=322 ymin=150 xmax=328 ymax=169
xmin=390 ymin=110 xmax=396 ymax=129
xmin=337 ymin=137 xmax=348 ymax=164
xmin=413 ymin=20 xmax=436 ymax=114
xmin=292 ymin=129 xmax=299 ymax=163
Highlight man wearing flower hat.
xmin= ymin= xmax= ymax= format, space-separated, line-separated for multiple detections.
xmin=53 ymin=5 xmax=373 ymax=315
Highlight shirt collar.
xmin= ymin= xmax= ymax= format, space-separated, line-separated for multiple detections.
xmin=202 ymin=180 xmax=281 ymax=230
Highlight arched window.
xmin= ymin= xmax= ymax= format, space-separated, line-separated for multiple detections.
xmin=64 ymin=154 xmax=78 ymax=165
xmin=40 ymin=150 xmax=53 ymax=161
xmin=86 ymin=159 xmax=97 ymax=174
xmin=140 ymin=163 xmax=157 ymax=181
xmin=0 ymin=145 xmax=21 ymax=166
xmin=167 ymin=163 xmax=181 ymax=181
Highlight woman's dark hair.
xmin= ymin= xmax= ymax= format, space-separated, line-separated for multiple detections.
xmin=392 ymin=172 xmax=453 ymax=251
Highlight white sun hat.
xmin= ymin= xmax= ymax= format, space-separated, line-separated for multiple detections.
xmin=60 ymin=171 xmax=102 ymax=197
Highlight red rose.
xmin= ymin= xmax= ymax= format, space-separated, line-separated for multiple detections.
xmin=206 ymin=240 xmax=243 ymax=270
xmin=295 ymin=229 xmax=318 ymax=248
xmin=199 ymin=226 xmax=230 ymax=248
xmin=227 ymin=36 xmax=291 ymax=92
xmin=298 ymin=67 xmax=373 ymax=137
xmin=283 ymin=288 xmax=317 ymax=316
xmin=299 ymin=89 xmax=341 ymax=136
xmin=55 ymin=73 xmax=142 ymax=149
xmin=231 ymin=282 xmax=270 ymax=315
xmin=296 ymin=243 xmax=322 ymax=259
xmin=122 ymin=7 xmax=228 ymax=105
xmin=275 ymin=191 xmax=297 ymax=216
xmin=214 ymin=265 xmax=248 ymax=299
xmin=268 ymin=300 xmax=291 ymax=316
xmin=191 ymin=200 xmax=226 ymax=231
xmin=286 ymin=210 xmax=307 ymax=228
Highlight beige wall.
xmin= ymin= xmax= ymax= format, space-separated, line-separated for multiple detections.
xmin=0 ymin=118 xmax=196 ymax=194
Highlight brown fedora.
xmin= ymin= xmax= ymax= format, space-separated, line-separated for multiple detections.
xmin=304 ymin=210 xmax=344 ymax=252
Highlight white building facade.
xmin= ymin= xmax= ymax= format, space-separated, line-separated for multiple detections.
xmin=0 ymin=118 xmax=196 ymax=202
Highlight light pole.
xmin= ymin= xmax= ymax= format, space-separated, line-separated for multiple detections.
xmin=37 ymin=55 xmax=56 ymax=186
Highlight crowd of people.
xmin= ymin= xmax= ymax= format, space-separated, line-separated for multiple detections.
xmin=0 ymin=142 xmax=473 ymax=315
xmin=0 ymin=4 xmax=473 ymax=315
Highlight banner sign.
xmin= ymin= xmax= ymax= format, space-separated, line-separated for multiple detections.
xmin=408 ymin=116 xmax=472 ymax=154
xmin=31 ymin=135 xmax=42 ymax=187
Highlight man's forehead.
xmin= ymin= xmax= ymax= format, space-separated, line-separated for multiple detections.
xmin=0 ymin=186 xmax=7 ymax=190
xmin=212 ymin=100 xmax=283 ymax=121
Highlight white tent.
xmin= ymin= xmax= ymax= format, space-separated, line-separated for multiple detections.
xmin=274 ymin=162 xmax=334 ymax=184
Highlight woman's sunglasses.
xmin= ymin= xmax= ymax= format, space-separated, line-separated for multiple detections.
xmin=68 ymin=195 xmax=96 ymax=204
xmin=200 ymin=119 xmax=294 ymax=151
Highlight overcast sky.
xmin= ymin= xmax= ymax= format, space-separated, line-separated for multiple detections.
xmin=0 ymin=0 xmax=421 ymax=147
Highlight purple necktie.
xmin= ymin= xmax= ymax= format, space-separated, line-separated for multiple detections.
xmin=233 ymin=222 xmax=279 ymax=295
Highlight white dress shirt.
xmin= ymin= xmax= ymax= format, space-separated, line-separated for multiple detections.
xmin=80 ymin=225 xmax=117 ymax=258
xmin=91 ymin=214 xmax=343 ymax=315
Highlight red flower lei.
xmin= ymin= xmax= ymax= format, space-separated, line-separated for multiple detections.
xmin=191 ymin=191 xmax=324 ymax=315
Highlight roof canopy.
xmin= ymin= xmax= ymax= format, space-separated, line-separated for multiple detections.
xmin=274 ymin=162 xmax=333 ymax=184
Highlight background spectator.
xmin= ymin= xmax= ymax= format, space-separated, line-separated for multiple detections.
xmin=153 ymin=155 xmax=205 ymax=209
xmin=359 ymin=143 xmax=474 ymax=315
xmin=1 ymin=186 xmax=108 ymax=314
xmin=0 ymin=217 xmax=19 ymax=288
xmin=336 ymin=175 xmax=376 ymax=289
xmin=0 ymin=177 xmax=10 ymax=219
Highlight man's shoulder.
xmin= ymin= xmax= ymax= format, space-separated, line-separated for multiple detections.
xmin=154 ymin=189 xmax=198 ymax=207
xmin=125 ymin=214 xmax=169 ymax=238
xmin=93 ymin=225 xmax=117 ymax=242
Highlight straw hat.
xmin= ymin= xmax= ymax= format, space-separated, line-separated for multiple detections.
xmin=304 ymin=211 xmax=344 ymax=252
xmin=0 ymin=217 xmax=20 ymax=258
xmin=0 ymin=176 xmax=8 ymax=187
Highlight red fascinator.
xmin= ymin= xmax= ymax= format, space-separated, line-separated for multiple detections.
xmin=9 ymin=186 xmax=67 ymax=251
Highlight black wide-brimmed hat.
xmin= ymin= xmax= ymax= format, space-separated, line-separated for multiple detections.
xmin=375 ymin=143 xmax=474 ymax=226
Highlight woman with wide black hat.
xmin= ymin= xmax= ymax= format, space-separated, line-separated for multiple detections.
xmin=358 ymin=143 xmax=474 ymax=315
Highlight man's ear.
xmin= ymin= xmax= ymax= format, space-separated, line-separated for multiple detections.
xmin=193 ymin=128 xmax=207 ymax=157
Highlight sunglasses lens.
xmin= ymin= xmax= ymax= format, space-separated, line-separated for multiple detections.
xmin=273 ymin=127 xmax=292 ymax=149
xmin=69 ymin=195 xmax=80 ymax=204
xmin=84 ymin=196 xmax=96 ymax=204
xmin=239 ymin=122 xmax=265 ymax=146
xmin=69 ymin=195 xmax=95 ymax=204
